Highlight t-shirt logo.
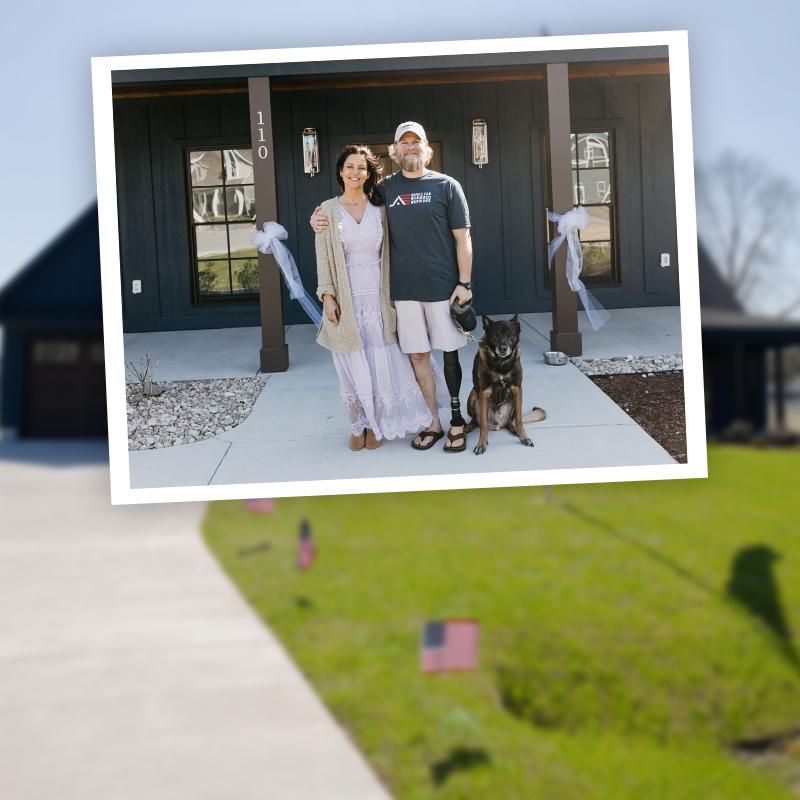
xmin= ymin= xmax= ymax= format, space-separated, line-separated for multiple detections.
xmin=390 ymin=192 xmax=432 ymax=207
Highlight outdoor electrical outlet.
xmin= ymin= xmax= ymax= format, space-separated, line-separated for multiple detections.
xmin=660 ymin=253 xmax=671 ymax=268
xmin=132 ymin=280 xmax=142 ymax=294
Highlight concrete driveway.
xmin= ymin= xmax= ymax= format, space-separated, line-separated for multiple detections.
xmin=124 ymin=308 xmax=682 ymax=491
xmin=0 ymin=448 xmax=390 ymax=800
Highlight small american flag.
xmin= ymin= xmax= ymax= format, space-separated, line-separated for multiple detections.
xmin=297 ymin=519 xmax=316 ymax=571
xmin=243 ymin=498 xmax=274 ymax=513
xmin=420 ymin=619 xmax=479 ymax=673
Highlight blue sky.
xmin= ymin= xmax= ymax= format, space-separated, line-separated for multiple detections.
xmin=1 ymin=0 xmax=797 ymax=310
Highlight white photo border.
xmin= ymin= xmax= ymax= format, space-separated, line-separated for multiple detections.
xmin=91 ymin=30 xmax=707 ymax=505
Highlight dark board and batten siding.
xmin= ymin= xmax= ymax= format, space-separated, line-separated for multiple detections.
xmin=114 ymin=75 xmax=678 ymax=332
xmin=115 ymin=94 xmax=266 ymax=332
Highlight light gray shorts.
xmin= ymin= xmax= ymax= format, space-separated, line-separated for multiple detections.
xmin=394 ymin=300 xmax=468 ymax=354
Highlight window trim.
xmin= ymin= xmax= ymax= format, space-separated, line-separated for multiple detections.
xmin=572 ymin=128 xmax=619 ymax=286
xmin=544 ymin=126 xmax=621 ymax=289
xmin=184 ymin=143 xmax=260 ymax=307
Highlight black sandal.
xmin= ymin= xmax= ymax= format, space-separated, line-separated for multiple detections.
xmin=411 ymin=428 xmax=445 ymax=450
xmin=443 ymin=426 xmax=467 ymax=453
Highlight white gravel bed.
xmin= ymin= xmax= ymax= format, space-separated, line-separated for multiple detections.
xmin=127 ymin=376 xmax=267 ymax=450
xmin=569 ymin=353 xmax=683 ymax=376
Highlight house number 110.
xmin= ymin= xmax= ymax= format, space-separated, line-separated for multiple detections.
xmin=256 ymin=111 xmax=269 ymax=160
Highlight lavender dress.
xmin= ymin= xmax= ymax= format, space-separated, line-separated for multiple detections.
xmin=332 ymin=201 xmax=449 ymax=440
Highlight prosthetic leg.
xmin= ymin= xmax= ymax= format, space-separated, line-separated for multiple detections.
xmin=443 ymin=350 xmax=466 ymax=452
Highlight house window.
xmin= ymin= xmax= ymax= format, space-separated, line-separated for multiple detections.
xmin=187 ymin=148 xmax=258 ymax=302
xmin=571 ymin=131 xmax=617 ymax=284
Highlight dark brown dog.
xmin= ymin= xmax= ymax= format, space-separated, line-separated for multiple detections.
xmin=465 ymin=314 xmax=546 ymax=455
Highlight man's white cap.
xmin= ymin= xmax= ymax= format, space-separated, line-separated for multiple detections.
xmin=394 ymin=121 xmax=427 ymax=142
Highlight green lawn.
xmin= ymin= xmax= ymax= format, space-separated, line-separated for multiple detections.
xmin=203 ymin=446 xmax=800 ymax=799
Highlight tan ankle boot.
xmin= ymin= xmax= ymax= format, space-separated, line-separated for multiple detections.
xmin=365 ymin=429 xmax=383 ymax=449
xmin=349 ymin=430 xmax=366 ymax=451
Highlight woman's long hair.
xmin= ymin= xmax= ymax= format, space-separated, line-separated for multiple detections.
xmin=335 ymin=144 xmax=384 ymax=206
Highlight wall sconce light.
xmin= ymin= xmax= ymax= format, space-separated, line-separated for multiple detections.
xmin=472 ymin=119 xmax=488 ymax=169
xmin=302 ymin=128 xmax=319 ymax=177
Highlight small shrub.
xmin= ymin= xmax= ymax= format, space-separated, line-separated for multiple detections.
xmin=198 ymin=269 xmax=217 ymax=293
xmin=234 ymin=259 xmax=259 ymax=292
xmin=126 ymin=352 xmax=164 ymax=398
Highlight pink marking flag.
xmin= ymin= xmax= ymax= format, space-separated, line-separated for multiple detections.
xmin=243 ymin=498 xmax=274 ymax=513
xmin=420 ymin=619 xmax=479 ymax=673
xmin=297 ymin=518 xmax=316 ymax=571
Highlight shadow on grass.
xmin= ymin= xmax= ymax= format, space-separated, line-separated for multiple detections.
xmin=726 ymin=545 xmax=800 ymax=671
xmin=561 ymin=502 xmax=800 ymax=677
xmin=561 ymin=501 xmax=716 ymax=594
xmin=430 ymin=747 xmax=492 ymax=786
xmin=294 ymin=596 xmax=314 ymax=610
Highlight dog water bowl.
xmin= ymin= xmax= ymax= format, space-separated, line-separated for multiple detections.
xmin=543 ymin=351 xmax=569 ymax=366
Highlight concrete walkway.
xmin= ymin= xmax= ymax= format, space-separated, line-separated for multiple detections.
xmin=126 ymin=308 xmax=682 ymax=490
xmin=0 ymin=450 xmax=390 ymax=800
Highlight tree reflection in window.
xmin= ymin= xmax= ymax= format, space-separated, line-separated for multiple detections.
xmin=188 ymin=148 xmax=259 ymax=301
xmin=571 ymin=132 xmax=617 ymax=284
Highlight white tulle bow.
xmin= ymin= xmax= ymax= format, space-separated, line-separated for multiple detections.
xmin=547 ymin=206 xmax=610 ymax=331
xmin=251 ymin=222 xmax=322 ymax=326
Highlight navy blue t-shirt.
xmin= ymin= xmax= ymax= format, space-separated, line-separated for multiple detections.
xmin=377 ymin=171 xmax=470 ymax=302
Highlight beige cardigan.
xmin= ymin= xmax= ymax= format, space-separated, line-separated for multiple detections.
xmin=315 ymin=197 xmax=398 ymax=353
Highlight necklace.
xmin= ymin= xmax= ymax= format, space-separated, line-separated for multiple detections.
xmin=340 ymin=194 xmax=367 ymax=207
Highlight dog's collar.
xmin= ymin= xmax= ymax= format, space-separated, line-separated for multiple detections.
xmin=479 ymin=340 xmax=519 ymax=358
xmin=482 ymin=344 xmax=518 ymax=361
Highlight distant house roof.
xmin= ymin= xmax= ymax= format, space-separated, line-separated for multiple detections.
xmin=701 ymin=307 xmax=800 ymax=345
xmin=697 ymin=242 xmax=743 ymax=313
xmin=698 ymin=241 xmax=800 ymax=344
xmin=0 ymin=204 xmax=102 ymax=327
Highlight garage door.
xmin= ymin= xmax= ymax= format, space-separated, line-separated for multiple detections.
xmin=24 ymin=333 xmax=107 ymax=437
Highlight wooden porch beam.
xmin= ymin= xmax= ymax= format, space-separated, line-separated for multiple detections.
xmin=734 ymin=342 xmax=746 ymax=418
xmin=270 ymin=60 xmax=668 ymax=92
xmin=545 ymin=63 xmax=581 ymax=356
xmin=248 ymin=76 xmax=289 ymax=373
xmin=774 ymin=346 xmax=785 ymax=430
xmin=112 ymin=60 xmax=668 ymax=98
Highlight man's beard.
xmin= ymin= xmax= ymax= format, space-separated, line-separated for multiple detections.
xmin=400 ymin=153 xmax=423 ymax=171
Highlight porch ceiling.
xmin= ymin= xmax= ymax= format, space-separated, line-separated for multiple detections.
xmin=111 ymin=45 xmax=669 ymax=93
